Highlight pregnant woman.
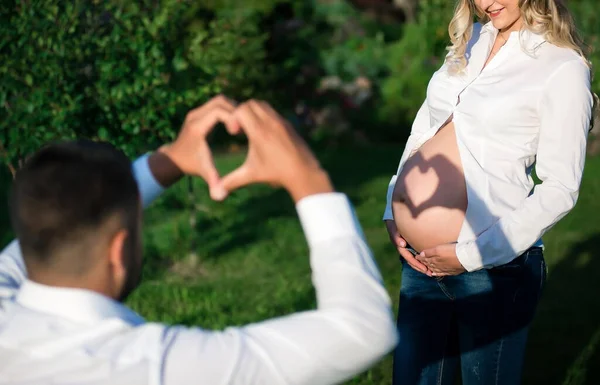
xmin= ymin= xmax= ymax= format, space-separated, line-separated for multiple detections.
xmin=384 ymin=0 xmax=597 ymax=384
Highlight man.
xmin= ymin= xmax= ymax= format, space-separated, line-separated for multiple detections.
xmin=0 ymin=97 xmax=398 ymax=384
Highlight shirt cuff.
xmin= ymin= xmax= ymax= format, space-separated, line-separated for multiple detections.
xmin=455 ymin=241 xmax=484 ymax=272
xmin=296 ymin=193 xmax=364 ymax=249
xmin=382 ymin=175 xmax=397 ymax=221
xmin=132 ymin=154 xmax=165 ymax=208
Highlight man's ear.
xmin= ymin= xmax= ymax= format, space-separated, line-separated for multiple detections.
xmin=108 ymin=229 xmax=129 ymax=287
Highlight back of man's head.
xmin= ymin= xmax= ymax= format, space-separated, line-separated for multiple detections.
xmin=9 ymin=140 xmax=141 ymax=295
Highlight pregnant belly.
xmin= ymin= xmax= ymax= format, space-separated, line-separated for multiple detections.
xmin=392 ymin=121 xmax=468 ymax=252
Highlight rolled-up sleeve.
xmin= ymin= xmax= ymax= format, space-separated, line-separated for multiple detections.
xmin=163 ymin=193 xmax=398 ymax=385
xmin=132 ymin=154 xmax=165 ymax=208
xmin=456 ymin=59 xmax=593 ymax=271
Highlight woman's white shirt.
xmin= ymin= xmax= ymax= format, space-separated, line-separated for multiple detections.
xmin=383 ymin=22 xmax=594 ymax=271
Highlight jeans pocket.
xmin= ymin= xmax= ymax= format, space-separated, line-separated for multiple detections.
xmin=521 ymin=248 xmax=546 ymax=301
xmin=493 ymin=257 xmax=525 ymax=272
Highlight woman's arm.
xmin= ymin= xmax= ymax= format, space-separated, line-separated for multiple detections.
xmin=456 ymin=59 xmax=593 ymax=271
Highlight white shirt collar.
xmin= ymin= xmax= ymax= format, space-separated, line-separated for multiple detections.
xmin=480 ymin=21 xmax=546 ymax=50
xmin=15 ymin=279 xmax=145 ymax=326
xmin=480 ymin=21 xmax=498 ymax=35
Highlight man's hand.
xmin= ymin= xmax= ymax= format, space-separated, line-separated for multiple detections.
xmin=385 ymin=220 xmax=430 ymax=275
xmin=416 ymin=243 xmax=466 ymax=277
xmin=158 ymin=95 xmax=240 ymax=199
xmin=220 ymin=100 xmax=333 ymax=202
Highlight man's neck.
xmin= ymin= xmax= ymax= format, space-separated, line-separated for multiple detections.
xmin=28 ymin=272 xmax=116 ymax=300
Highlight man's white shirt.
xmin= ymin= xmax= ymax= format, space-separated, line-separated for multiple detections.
xmin=0 ymin=155 xmax=398 ymax=385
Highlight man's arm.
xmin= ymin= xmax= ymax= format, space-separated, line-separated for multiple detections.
xmin=157 ymin=100 xmax=398 ymax=385
xmin=0 ymin=94 xmax=236 ymax=298
xmin=162 ymin=193 xmax=398 ymax=385
xmin=0 ymin=152 xmax=177 ymax=298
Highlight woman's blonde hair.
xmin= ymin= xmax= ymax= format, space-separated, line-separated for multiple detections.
xmin=446 ymin=0 xmax=589 ymax=72
xmin=446 ymin=0 xmax=598 ymax=131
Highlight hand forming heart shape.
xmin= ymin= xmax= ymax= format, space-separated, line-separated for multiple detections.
xmin=160 ymin=95 xmax=333 ymax=203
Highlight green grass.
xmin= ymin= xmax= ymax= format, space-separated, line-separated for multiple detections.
xmin=127 ymin=146 xmax=600 ymax=385
xmin=2 ymin=146 xmax=599 ymax=384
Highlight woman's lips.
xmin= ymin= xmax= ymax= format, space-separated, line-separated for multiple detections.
xmin=489 ymin=8 xmax=504 ymax=18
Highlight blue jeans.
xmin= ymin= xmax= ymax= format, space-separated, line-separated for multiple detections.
xmin=392 ymin=247 xmax=547 ymax=385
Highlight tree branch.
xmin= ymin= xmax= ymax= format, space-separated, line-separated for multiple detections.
xmin=0 ymin=140 xmax=16 ymax=178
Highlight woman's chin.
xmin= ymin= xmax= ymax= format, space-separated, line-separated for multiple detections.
xmin=491 ymin=18 xmax=510 ymax=30
xmin=491 ymin=15 xmax=523 ymax=33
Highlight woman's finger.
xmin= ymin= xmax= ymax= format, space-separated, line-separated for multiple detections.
xmin=400 ymin=249 xmax=428 ymax=274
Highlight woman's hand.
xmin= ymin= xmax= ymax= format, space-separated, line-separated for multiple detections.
xmin=416 ymin=243 xmax=466 ymax=277
xmin=385 ymin=220 xmax=430 ymax=275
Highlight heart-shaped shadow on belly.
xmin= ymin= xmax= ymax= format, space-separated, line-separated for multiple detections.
xmin=392 ymin=152 xmax=468 ymax=219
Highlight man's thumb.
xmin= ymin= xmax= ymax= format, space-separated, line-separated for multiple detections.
xmin=204 ymin=169 xmax=226 ymax=202
xmin=219 ymin=165 xmax=253 ymax=200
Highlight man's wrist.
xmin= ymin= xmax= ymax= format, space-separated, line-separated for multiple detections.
xmin=287 ymin=170 xmax=334 ymax=203
xmin=148 ymin=147 xmax=185 ymax=188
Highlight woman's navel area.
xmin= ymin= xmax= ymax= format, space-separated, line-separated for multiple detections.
xmin=391 ymin=122 xmax=468 ymax=252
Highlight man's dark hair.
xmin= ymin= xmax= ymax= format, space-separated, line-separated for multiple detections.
xmin=9 ymin=139 xmax=139 ymax=275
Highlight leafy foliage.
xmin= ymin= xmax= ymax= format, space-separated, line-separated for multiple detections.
xmin=0 ymin=0 xmax=293 ymax=171
xmin=379 ymin=0 xmax=454 ymax=130
xmin=1 ymin=0 xmax=598 ymax=174
xmin=570 ymin=0 xmax=600 ymax=92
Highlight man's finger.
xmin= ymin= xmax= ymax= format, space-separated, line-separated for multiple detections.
xmin=247 ymin=99 xmax=282 ymax=123
xmin=192 ymin=141 xmax=226 ymax=200
xmin=246 ymin=100 xmax=291 ymax=136
xmin=220 ymin=164 xmax=254 ymax=199
xmin=206 ymin=169 xmax=227 ymax=202
xmin=256 ymin=100 xmax=285 ymax=123
xmin=233 ymin=102 xmax=262 ymax=137
xmin=192 ymin=106 xmax=238 ymax=137
xmin=185 ymin=96 xmax=236 ymax=123
xmin=186 ymin=95 xmax=237 ymax=123
xmin=224 ymin=119 xmax=242 ymax=135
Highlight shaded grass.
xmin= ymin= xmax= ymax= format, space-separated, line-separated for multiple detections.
xmin=128 ymin=146 xmax=600 ymax=384
xmin=1 ymin=146 xmax=599 ymax=384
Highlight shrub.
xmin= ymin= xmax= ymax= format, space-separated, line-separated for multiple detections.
xmin=0 ymin=0 xmax=297 ymax=175
xmin=2 ymin=0 xmax=597 ymax=169
xmin=570 ymin=0 xmax=600 ymax=92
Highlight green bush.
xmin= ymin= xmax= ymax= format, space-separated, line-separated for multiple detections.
xmin=570 ymin=0 xmax=600 ymax=92
xmin=1 ymin=0 xmax=597 ymax=171
xmin=379 ymin=0 xmax=453 ymax=132
xmin=0 ymin=0 xmax=300 ymax=173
